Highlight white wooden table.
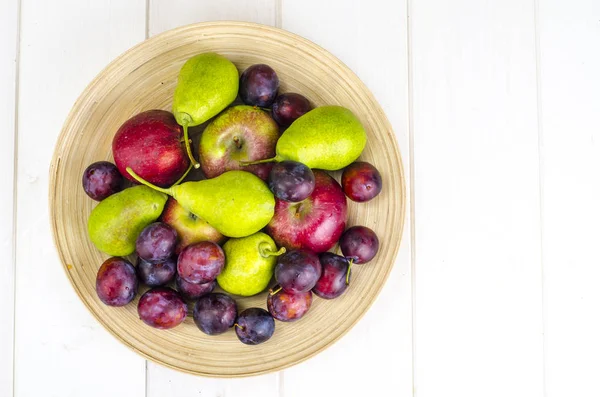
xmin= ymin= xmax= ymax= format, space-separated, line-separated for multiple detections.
xmin=1 ymin=0 xmax=599 ymax=396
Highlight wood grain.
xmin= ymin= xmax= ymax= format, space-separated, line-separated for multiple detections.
xmin=280 ymin=1 xmax=413 ymax=396
xmin=0 ymin=0 xmax=18 ymax=396
xmin=537 ymin=1 xmax=600 ymax=395
xmin=49 ymin=22 xmax=405 ymax=377
xmin=146 ymin=1 xmax=281 ymax=394
xmin=14 ymin=1 xmax=147 ymax=396
xmin=410 ymin=1 xmax=544 ymax=396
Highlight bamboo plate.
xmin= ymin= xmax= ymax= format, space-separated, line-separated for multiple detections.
xmin=49 ymin=21 xmax=405 ymax=377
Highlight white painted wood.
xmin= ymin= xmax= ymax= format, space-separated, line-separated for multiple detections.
xmin=148 ymin=0 xmax=277 ymax=37
xmin=146 ymin=2 xmax=280 ymax=396
xmin=537 ymin=1 xmax=600 ymax=396
xmin=410 ymin=1 xmax=544 ymax=397
xmin=14 ymin=1 xmax=147 ymax=396
xmin=280 ymin=1 xmax=413 ymax=396
xmin=0 ymin=0 xmax=18 ymax=395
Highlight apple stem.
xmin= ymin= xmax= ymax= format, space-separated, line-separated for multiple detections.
xmin=270 ymin=286 xmax=282 ymax=295
xmin=180 ymin=116 xmax=200 ymax=169
xmin=345 ymin=259 xmax=353 ymax=285
xmin=173 ymin=164 xmax=193 ymax=186
xmin=239 ymin=157 xmax=277 ymax=166
xmin=259 ymin=243 xmax=286 ymax=258
xmin=126 ymin=167 xmax=172 ymax=196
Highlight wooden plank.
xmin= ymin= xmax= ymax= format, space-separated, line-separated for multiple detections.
xmin=14 ymin=1 xmax=147 ymax=396
xmin=0 ymin=0 xmax=19 ymax=395
xmin=148 ymin=0 xmax=277 ymax=36
xmin=280 ymin=1 xmax=413 ymax=396
xmin=146 ymin=1 xmax=280 ymax=396
xmin=410 ymin=1 xmax=544 ymax=396
xmin=537 ymin=1 xmax=600 ymax=396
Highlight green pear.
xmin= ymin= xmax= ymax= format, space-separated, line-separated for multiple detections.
xmin=88 ymin=185 xmax=167 ymax=256
xmin=127 ymin=168 xmax=274 ymax=238
xmin=217 ymin=232 xmax=285 ymax=296
xmin=242 ymin=106 xmax=367 ymax=170
xmin=173 ymin=52 xmax=239 ymax=168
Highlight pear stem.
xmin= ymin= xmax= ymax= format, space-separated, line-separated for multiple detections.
xmin=259 ymin=243 xmax=286 ymax=258
xmin=239 ymin=157 xmax=277 ymax=166
xmin=345 ymin=259 xmax=353 ymax=285
xmin=173 ymin=163 xmax=193 ymax=186
xmin=180 ymin=117 xmax=200 ymax=169
xmin=269 ymin=286 xmax=282 ymax=295
xmin=126 ymin=167 xmax=172 ymax=196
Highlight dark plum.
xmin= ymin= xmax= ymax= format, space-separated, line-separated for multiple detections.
xmin=193 ymin=293 xmax=237 ymax=335
xmin=136 ymin=222 xmax=178 ymax=264
xmin=274 ymin=249 xmax=322 ymax=294
xmin=136 ymin=256 xmax=176 ymax=287
xmin=267 ymin=288 xmax=312 ymax=322
xmin=272 ymin=93 xmax=311 ymax=127
xmin=176 ymin=274 xmax=216 ymax=300
xmin=235 ymin=308 xmax=275 ymax=345
xmin=137 ymin=287 xmax=187 ymax=329
xmin=313 ymin=253 xmax=351 ymax=299
xmin=239 ymin=64 xmax=279 ymax=107
xmin=177 ymin=241 xmax=225 ymax=284
xmin=96 ymin=257 xmax=138 ymax=306
xmin=341 ymin=161 xmax=383 ymax=203
xmin=82 ymin=161 xmax=123 ymax=201
xmin=267 ymin=160 xmax=315 ymax=202
xmin=339 ymin=226 xmax=379 ymax=264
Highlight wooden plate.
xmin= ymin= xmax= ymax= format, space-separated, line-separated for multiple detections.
xmin=49 ymin=21 xmax=405 ymax=377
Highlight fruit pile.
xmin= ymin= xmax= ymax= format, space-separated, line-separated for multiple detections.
xmin=84 ymin=53 xmax=382 ymax=345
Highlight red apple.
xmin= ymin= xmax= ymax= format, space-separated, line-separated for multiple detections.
xmin=199 ymin=105 xmax=279 ymax=179
xmin=160 ymin=198 xmax=226 ymax=254
xmin=113 ymin=109 xmax=189 ymax=187
xmin=266 ymin=170 xmax=347 ymax=253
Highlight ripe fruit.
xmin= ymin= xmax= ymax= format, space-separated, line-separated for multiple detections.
xmin=127 ymin=169 xmax=275 ymax=238
xmin=82 ymin=161 xmax=123 ymax=201
xmin=199 ymin=105 xmax=279 ymax=179
xmin=239 ymin=64 xmax=279 ymax=107
xmin=274 ymin=250 xmax=322 ymax=294
xmin=136 ymin=257 xmax=176 ymax=287
xmin=88 ymin=185 xmax=167 ymax=256
xmin=272 ymin=93 xmax=311 ymax=127
xmin=267 ymin=160 xmax=315 ymax=202
xmin=217 ymin=232 xmax=285 ymax=297
xmin=313 ymin=253 xmax=351 ymax=299
xmin=235 ymin=308 xmax=275 ymax=345
xmin=266 ymin=170 xmax=347 ymax=253
xmin=341 ymin=161 xmax=383 ymax=202
xmin=241 ymin=106 xmax=366 ymax=171
xmin=267 ymin=289 xmax=312 ymax=322
xmin=96 ymin=257 xmax=138 ymax=307
xmin=175 ymin=275 xmax=215 ymax=301
xmin=193 ymin=293 xmax=237 ymax=335
xmin=135 ymin=222 xmax=178 ymax=264
xmin=177 ymin=242 xmax=225 ymax=284
xmin=339 ymin=226 xmax=380 ymax=264
xmin=138 ymin=287 xmax=187 ymax=329
xmin=173 ymin=53 xmax=240 ymax=168
xmin=160 ymin=198 xmax=225 ymax=254
xmin=112 ymin=109 xmax=189 ymax=187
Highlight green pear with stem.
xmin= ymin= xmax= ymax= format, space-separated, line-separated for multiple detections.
xmin=217 ymin=232 xmax=286 ymax=296
xmin=127 ymin=168 xmax=274 ymax=238
xmin=241 ymin=106 xmax=367 ymax=170
xmin=88 ymin=185 xmax=168 ymax=256
xmin=173 ymin=52 xmax=239 ymax=168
